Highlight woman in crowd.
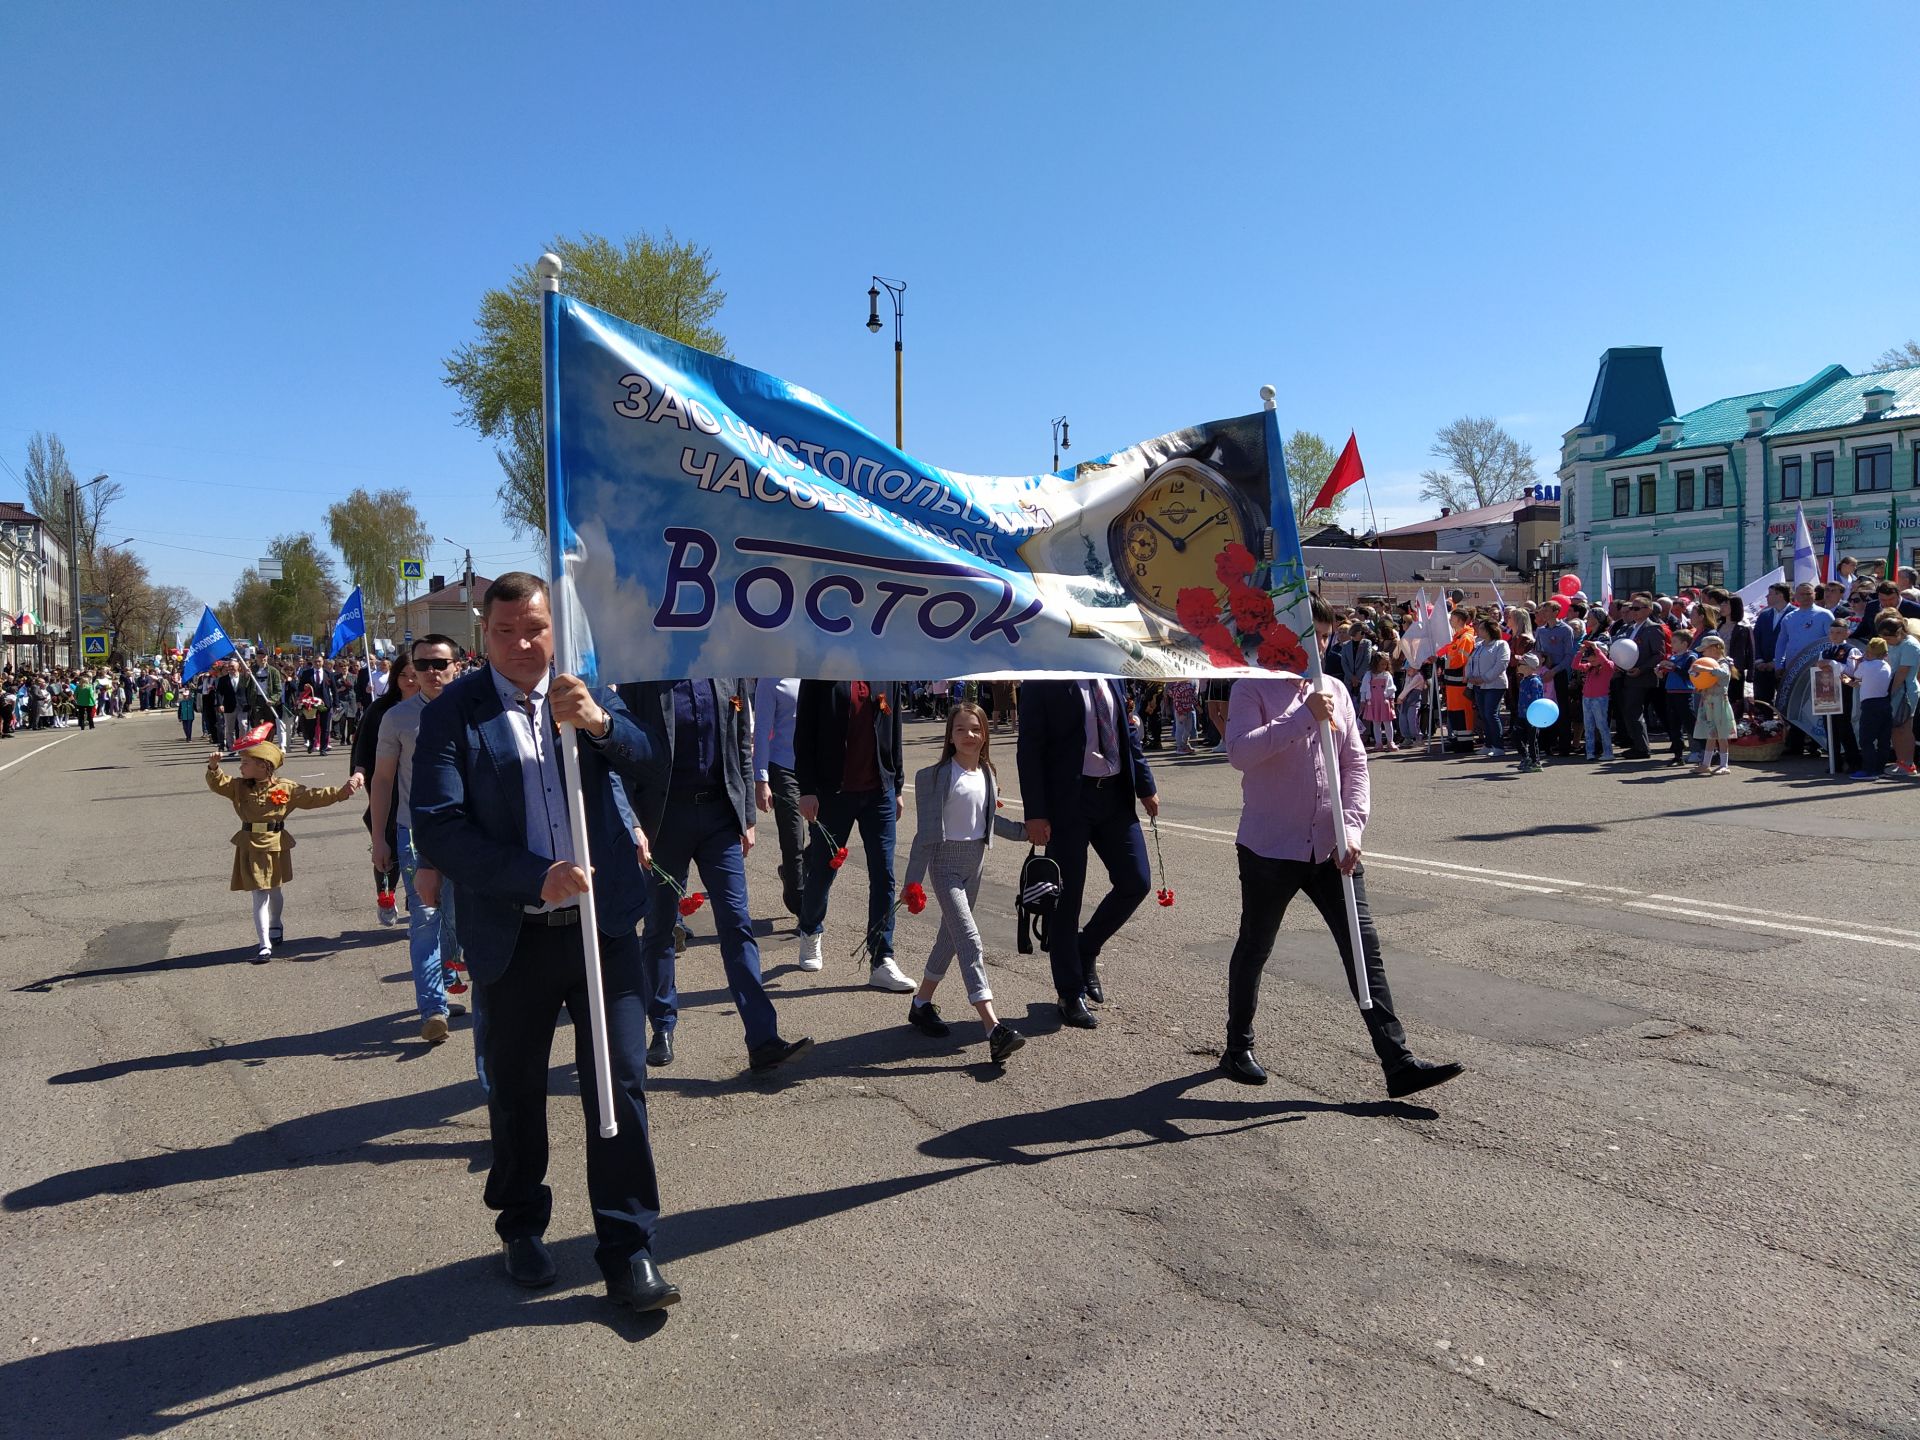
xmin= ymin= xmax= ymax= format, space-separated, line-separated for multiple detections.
xmin=1464 ymin=618 xmax=1510 ymax=757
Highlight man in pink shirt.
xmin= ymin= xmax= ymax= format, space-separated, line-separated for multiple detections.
xmin=1219 ymin=599 xmax=1463 ymax=1099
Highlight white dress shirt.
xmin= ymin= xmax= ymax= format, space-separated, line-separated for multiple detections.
xmin=490 ymin=666 xmax=578 ymax=911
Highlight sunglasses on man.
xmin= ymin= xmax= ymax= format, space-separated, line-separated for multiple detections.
xmin=413 ymin=657 xmax=455 ymax=672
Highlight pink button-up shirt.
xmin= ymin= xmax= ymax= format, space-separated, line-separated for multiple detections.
xmin=1224 ymin=676 xmax=1369 ymax=863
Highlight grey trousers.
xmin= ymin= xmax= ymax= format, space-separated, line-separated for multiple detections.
xmin=922 ymin=838 xmax=992 ymax=1004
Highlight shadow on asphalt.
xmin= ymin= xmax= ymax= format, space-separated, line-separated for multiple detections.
xmin=0 ymin=1236 xmax=669 ymax=1437
xmin=44 ymin=1010 xmax=431 ymax=1085
xmin=1450 ymin=777 xmax=1895 ymax=843
xmin=13 ymin=929 xmax=399 ymax=993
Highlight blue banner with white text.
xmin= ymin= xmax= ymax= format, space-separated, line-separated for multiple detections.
xmin=180 ymin=606 xmax=234 ymax=683
xmin=544 ymin=294 xmax=1314 ymax=684
xmin=328 ymin=586 xmax=365 ymax=658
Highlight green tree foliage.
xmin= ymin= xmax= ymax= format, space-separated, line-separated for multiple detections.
xmin=219 ymin=535 xmax=340 ymax=645
xmin=443 ymin=230 xmax=730 ymax=536
xmin=1284 ymin=430 xmax=1350 ymax=532
xmin=1419 ymin=416 xmax=1537 ymax=512
xmin=325 ymin=486 xmax=430 ymax=638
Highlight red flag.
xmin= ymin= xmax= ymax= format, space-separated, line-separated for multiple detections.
xmin=1310 ymin=431 xmax=1364 ymax=513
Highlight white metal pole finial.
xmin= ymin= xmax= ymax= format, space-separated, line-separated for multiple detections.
xmin=1259 ymin=384 xmax=1278 ymax=410
xmin=536 ymin=252 xmax=563 ymax=293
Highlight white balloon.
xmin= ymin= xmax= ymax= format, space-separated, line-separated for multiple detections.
xmin=1609 ymin=637 xmax=1640 ymax=670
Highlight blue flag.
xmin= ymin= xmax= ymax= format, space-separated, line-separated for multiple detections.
xmin=180 ymin=606 xmax=234 ymax=682
xmin=542 ymin=293 xmax=1312 ymax=683
xmin=328 ymin=586 xmax=366 ymax=657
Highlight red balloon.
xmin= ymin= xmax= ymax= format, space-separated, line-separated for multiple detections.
xmin=1556 ymin=574 xmax=1581 ymax=597
xmin=1551 ymin=595 xmax=1570 ymax=617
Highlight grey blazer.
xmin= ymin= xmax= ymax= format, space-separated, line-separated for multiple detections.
xmin=902 ymin=757 xmax=1022 ymax=889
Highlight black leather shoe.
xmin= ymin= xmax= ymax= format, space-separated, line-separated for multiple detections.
xmin=748 ymin=1035 xmax=813 ymax=1072
xmin=1385 ymin=1057 xmax=1465 ymax=1098
xmin=606 ymin=1254 xmax=680 ymax=1312
xmin=1220 ymin=1049 xmax=1268 ymax=1085
xmin=1082 ymin=964 xmax=1105 ymax=1005
xmin=1057 ymin=998 xmax=1098 ymax=1029
xmin=988 ymin=1024 xmax=1026 ymax=1064
xmin=502 ymin=1236 xmax=556 ymax=1289
xmin=907 ymin=1001 xmax=950 ymax=1037
xmin=646 ymin=1029 xmax=674 ymax=1068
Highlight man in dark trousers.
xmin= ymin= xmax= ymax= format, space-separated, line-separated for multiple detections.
xmin=411 ymin=572 xmax=680 ymax=1313
xmin=1613 ymin=593 xmax=1668 ymax=760
xmin=616 ymin=676 xmax=811 ymax=1074
xmin=214 ymin=661 xmax=241 ymax=751
xmin=1016 ymin=678 xmax=1159 ymax=1028
xmin=793 ymin=679 xmax=914 ymax=991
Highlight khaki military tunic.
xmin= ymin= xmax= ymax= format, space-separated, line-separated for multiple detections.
xmin=205 ymin=767 xmax=357 ymax=891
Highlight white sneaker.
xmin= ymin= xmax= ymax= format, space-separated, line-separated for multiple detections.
xmin=869 ymin=956 xmax=915 ymax=992
xmin=798 ymin=932 xmax=824 ymax=971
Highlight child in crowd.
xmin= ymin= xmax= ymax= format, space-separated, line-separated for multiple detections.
xmin=1847 ymin=637 xmax=1894 ymax=780
xmin=1818 ymin=618 xmax=1864 ymax=773
xmin=1396 ymin=666 xmax=1427 ymax=744
xmin=899 ymin=702 xmax=1026 ymax=1065
xmin=1573 ymin=634 xmax=1615 ymax=761
xmin=176 ymin=684 xmax=196 ymax=742
xmin=1688 ymin=634 xmax=1738 ymax=775
xmin=205 ymin=738 xmax=362 ymax=960
xmin=1361 ymin=653 xmax=1398 ymax=750
xmin=1167 ymin=678 xmax=1198 ymax=755
xmin=1513 ymin=653 xmax=1546 ymax=772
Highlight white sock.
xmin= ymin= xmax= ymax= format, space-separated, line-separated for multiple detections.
xmin=269 ymin=887 xmax=284 ymax=929
xmin=252 ymin=892 xmax=273 ymax=948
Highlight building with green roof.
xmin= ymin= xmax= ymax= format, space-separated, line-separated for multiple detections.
xmin=1557 ymin=347 xmax=1920 ymax=598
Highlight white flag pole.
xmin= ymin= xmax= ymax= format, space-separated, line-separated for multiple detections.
xmin=537 ymin=251 xmax=619 ymax=1140
xmin=1262 ymin=386 xmax=1370 ymax=1011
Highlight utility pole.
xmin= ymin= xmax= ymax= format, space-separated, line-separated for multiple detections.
xmin=443 ymin=537 xmax=477 ymax=656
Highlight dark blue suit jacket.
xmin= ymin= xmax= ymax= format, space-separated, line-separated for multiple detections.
xmin=1016 ymin=679 xmax=1155 ymax=830
xmin=411 ymin=666 xmax=665 ymax=986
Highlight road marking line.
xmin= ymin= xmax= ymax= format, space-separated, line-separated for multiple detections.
xmin=1368 ymin=851 xmax=1637 ymax=894
xmin=1366 ymin=861 xmax=1561 ymax=894
xmin=1622 ymin=902 xmax=1920 ymax=953
xmin=0 ymin=735 xmax=73 ymax=776
xmin=1645 ymin=894 xmax=1920 ymax=941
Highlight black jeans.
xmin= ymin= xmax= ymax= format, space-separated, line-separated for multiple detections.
xmin=1226 ymin=848 xmax=1411 ymax=1069
xmin=766 ymin=762 xmax=807 ymax=916
xmin=1047 ymin=777 xmax=1151 ymax=1002
xmin=1661 ymin=691 xmax=1694 ymax=761
xmin=480 ymin=923 xmax=659 ymax=1280
xmin=1617 ymin=683 xmax=1655 ymax=756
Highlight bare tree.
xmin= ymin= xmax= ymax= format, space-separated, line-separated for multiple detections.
xmin=1870 ymin=340 xmax=1920 ymax=370
xmin=147 ymin=584 xmax=195 ymax=653
xmin=21 ymin=432 xmax=75 ymax=523
xmin=1419 ymin=416 xmax=1537 ymax=512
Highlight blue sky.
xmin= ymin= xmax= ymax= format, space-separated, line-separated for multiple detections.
xmin=5 ymin=0 xmax=1916 ymax=628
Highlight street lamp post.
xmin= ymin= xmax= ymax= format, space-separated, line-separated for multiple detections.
xmin=865 ymin=276 xmax=906 ymax=447
xmin=1051 ymin=415 xmax=1071 ymax=473
xmin=68 ymin=473 xmax=107 ymax=667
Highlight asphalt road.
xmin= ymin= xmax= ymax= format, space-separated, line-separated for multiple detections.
xmin=2 ymin=709 xmax=1915 ymax=1440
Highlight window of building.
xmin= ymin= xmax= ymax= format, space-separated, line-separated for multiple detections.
xmin=1674 ymin=470 xmax=1695 ymax=511
xmin=1637 ymin=474 xmax=1656 ymax=515
xmin=1781 ymin=457 xmax=1802 ymax=500
xmin=1703 ymin=466 xmax=1724 ymax=507
xmin=1612 ymin=478 xmax=1630 ymax=517
xmin=1812 ymin=452 xmax=1834 ymax=496
xmin=1675 ymin=561 xmax=1725 ymax=589
xmin=1855 ymin=446 xmax=1892 ymax=493
xmin=1613 ymin=566 xmax=1655 ymax=596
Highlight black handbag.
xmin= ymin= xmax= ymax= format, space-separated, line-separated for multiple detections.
xmin=1016 ymin=846 xmax=1063 ymax=955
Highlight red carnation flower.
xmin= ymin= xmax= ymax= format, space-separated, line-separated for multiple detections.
xmin=1214 ymin=541 xmax=1257 ymax=585
xmin=1156 ymin=887 xmax=1176 ymax=907
xmin=902 ymin=882 xmax=927 ymax=915
xmin=677 ymin=893 xmax=707 ymax=917
xmin=1228 ymin=584 xmax=1275 ymax=633
xmin=1176 ymin=586 xmax=1221 ymax=632
xmin=829 ymin=847 xmax=849 ymax=870
xmin=1198 ymin=623 xmax=1244 ymax=668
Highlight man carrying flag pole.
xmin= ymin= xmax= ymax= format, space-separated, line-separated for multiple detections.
xmin=1213 ymin=386 xmax=1463 ymax=1099
xmin=409 ymin=254 xmax=680 ymax=1314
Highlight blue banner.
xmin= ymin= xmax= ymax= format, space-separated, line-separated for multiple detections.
xmin=328 ymin=586 xmax=365 ymax=657
xmin=180 ymin=606 xmax=234 ymax=682
xmin=544 ymin=294 xmax=1314 ymax=684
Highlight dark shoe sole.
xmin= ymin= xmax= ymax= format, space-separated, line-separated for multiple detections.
xmin=1386 ymin=1061 xmax=1465 ymax=1099
xmin=608 ymin=1284 xmax=681 ymax=1312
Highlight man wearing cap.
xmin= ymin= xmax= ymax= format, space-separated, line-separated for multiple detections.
xmin=411 ymin=571 xmax=680 ymax=1313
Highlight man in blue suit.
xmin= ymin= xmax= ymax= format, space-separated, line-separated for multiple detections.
xmin=411 ymin=572 xmax=679 ymax=1313
xmin=1016 ymin=678 xmax=1160 ymax=1028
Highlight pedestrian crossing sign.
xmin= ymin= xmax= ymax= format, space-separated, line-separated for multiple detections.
xmin=82 ymin=631 xmax=109 ymax=658
xmin=399 ymin=559 xmax=424 ymax=580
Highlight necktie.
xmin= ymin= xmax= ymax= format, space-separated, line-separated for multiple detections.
xmin=1092 ymin=682 xmax=1116 ymax=765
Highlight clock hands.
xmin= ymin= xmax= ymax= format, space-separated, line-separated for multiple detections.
xmin=1175 ymin=510 xmax=1229 ymax=544
xmin=1140 ymin=515 xmax=1186 ymax=552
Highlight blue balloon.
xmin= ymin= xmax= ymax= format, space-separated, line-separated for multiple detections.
xmin=1526 ymin=697 xmax=1560 ymax=729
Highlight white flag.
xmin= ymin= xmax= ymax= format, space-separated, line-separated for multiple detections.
xmin=1600 ymin=548 xmax=1614 ymax=609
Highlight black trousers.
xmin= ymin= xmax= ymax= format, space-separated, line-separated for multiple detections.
xmin=1617 ymin=683 xmax=1655 ymax=756
xmin=1226 ymin=848 xmax=1411 ymax=1069
xmin=1047 ymin=777 xmax=1151 ymax=1002
xmin=766 ymin=762 xmax=807 ymax=916
xmin=480 ymin=923 xmax=659 ymax=1279
xmin=1661 ymin=691 xmax=1694 ymax=761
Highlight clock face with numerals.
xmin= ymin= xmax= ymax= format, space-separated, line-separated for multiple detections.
xmin=1107 ymin=459 xmax=1252 ymax=622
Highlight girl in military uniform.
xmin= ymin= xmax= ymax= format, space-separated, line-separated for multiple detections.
xmin=205 ymin=739 xmax=362 ymax=960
